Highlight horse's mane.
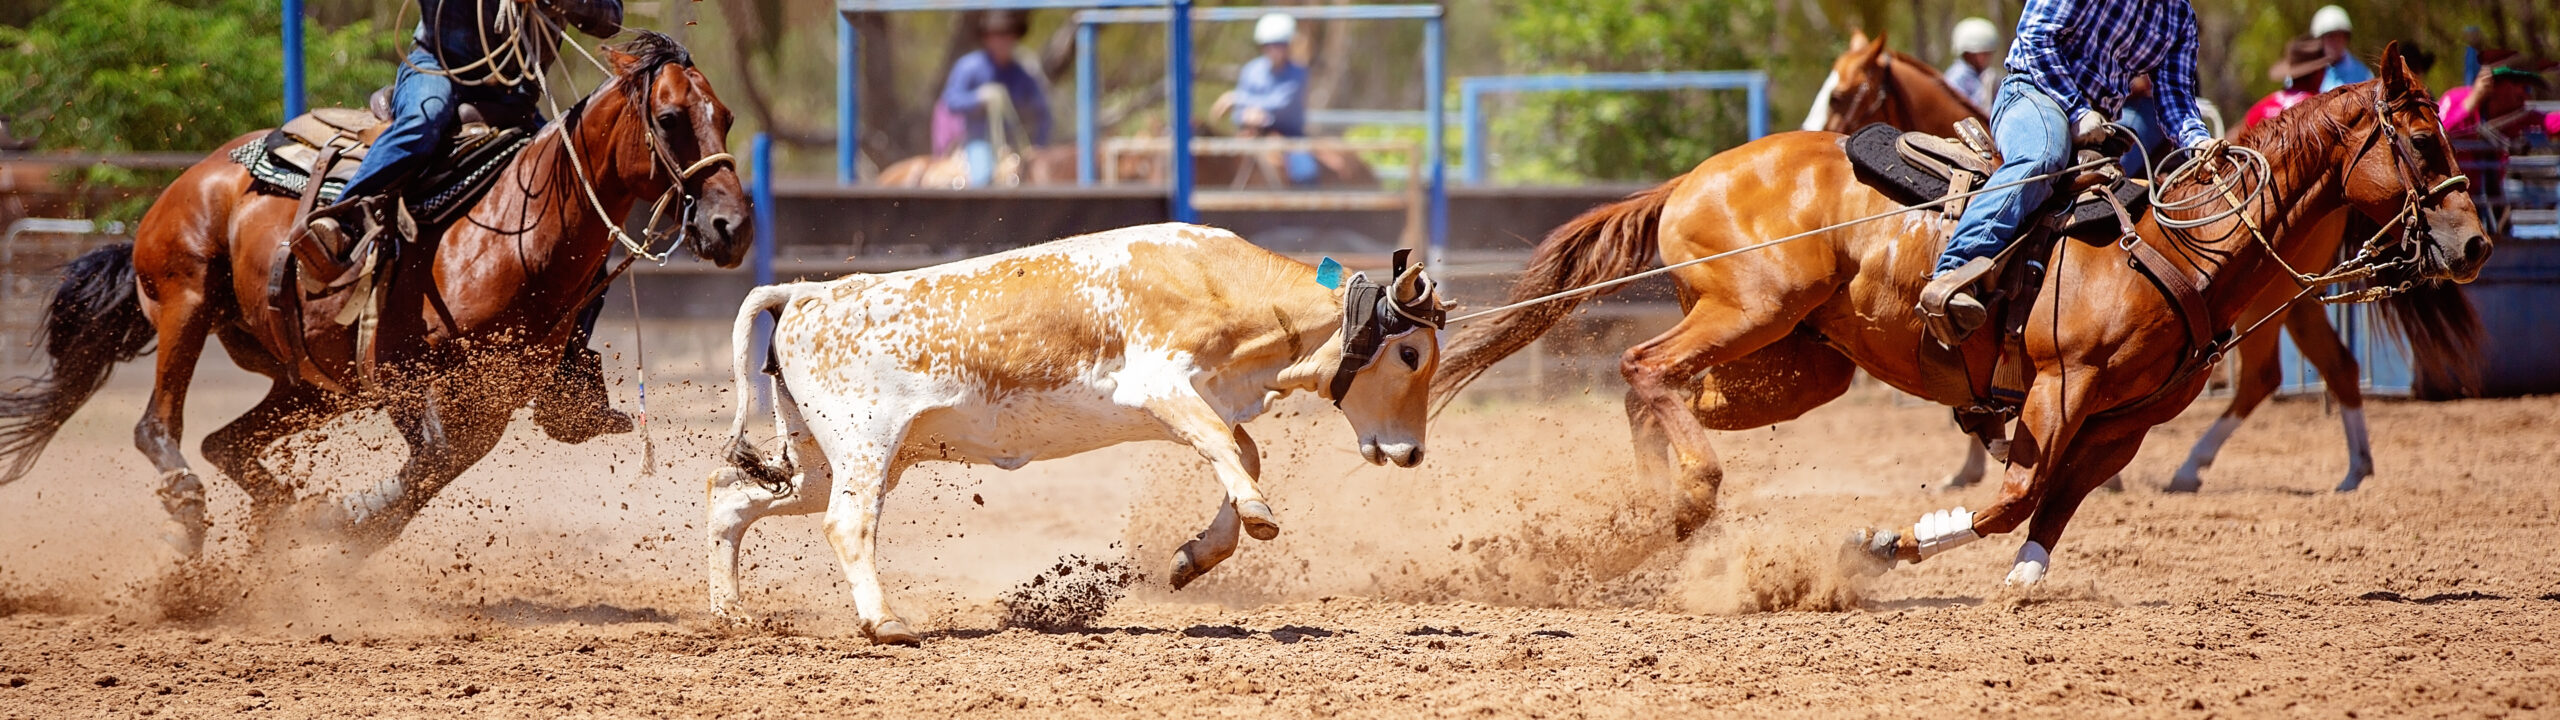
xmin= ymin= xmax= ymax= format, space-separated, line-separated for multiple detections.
xmin=606 ymin=30 xmax=696 ymax=106
xmin=2233 ymin=83 xmax=2361 ymax=186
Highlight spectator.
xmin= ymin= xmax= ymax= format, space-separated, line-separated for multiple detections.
xmin=2310 ymin=5 xmax=2372 ymax=91
xmin=2242 ymin=37 xmax=2334 ymax=131
xmin=1213 ymin=13 xmax=1318 ymax=185
xmin=2440 ymin=51 xmax=2557 ymax=229
xmin=937 ymin=12 xmax=1053 ymax=188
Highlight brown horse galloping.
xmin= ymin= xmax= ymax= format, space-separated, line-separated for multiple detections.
xmin=1434 ymin=46 xmax=2486 ymax=586
xmin=0 ymin=32 xmax=753 ymax=563
xmin=1814 ymin=32 xmax=2479 ymax=494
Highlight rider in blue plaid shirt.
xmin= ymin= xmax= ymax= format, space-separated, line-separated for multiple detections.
xmin=1920 ymin=0 xmax=2224 ymax=345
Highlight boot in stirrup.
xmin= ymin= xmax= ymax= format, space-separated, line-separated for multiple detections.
xmin=535 ymin=347 xmax=635 ymax=444
xmin=1918 ymin=256 xmax=1994 ymax=347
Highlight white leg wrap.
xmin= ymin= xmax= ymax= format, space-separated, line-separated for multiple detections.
xmin=1913 ymin=506 xmax=1980 ymax=559
xmin=2006 ymin=541 xmax=2050 ymax=586
xmin=2341 ymin=408 xmax=2372 ymax=472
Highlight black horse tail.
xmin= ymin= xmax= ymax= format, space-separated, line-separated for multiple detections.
xmin=0 ymin=243 xmax=156 ymax=486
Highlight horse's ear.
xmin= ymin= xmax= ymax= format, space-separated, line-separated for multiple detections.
xmin=2378 ymin=40 xmax=2412 ymax=95
xmin=1849 ymin=29 xmax=1869 ymax=49
xmin=605 ymin=45 xmax=645 ymax=76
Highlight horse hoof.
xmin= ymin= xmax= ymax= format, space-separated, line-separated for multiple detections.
xmin=2163 ymin=475 xmax=2202 ymax=494
xmin=1937 ymin=472 xmax=1980 ymax=491
xmin=1169 ymin=555 xmax=1204 ymax=590
xmin=2004 ymin=541 xmax=2051 ymax=586
xmin=1843 ymin=529 xmax=1901 ymax=576
xmin=869 ymin=619 xmax=921 ymax=646
xmin=1237 ymin=500 xmax=1280 ymax=541
xmin=2334 ymin=473 xmax=2368 ymax=493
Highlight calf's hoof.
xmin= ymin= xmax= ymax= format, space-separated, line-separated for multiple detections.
xmin=1237 ymin=500 xmax=1281 ymax=541
xmin=868 ymin=619 xmax=921 ymax=646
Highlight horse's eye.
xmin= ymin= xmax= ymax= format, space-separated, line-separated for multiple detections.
xmin=1398 ymin=345 xmax=1421 ymax=370
xmin=657 ymin=110 xmax=685 ymax=126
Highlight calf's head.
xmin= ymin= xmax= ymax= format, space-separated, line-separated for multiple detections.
xmin=1326 ymin=258 xmax=1452 ymax=468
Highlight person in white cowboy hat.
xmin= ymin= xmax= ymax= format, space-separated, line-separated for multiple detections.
xmin=2310 ymin=5 xmax=2373 ymax=91
xmin=1945 ymin=17 xmax=2004 ymax=111
xmin=1213 ymin=13 xmax=1319 ymax=184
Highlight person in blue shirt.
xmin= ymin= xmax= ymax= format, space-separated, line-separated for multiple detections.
xmin=2311 ymin=5 xmax=2373 ymax=92
xmin=1213 ymin=13 xmax=1318 ymax=185
xmin=938 ymin=12 xmax=1052 ymax=188
xmin=1918 ymin=0 xmax=2223 ymax=346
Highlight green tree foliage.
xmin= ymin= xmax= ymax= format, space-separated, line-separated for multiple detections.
xmin=0 ymin=0 xmax=403 ymax=153
xmin=1491 ymin=0 xmax=1815 ymax=183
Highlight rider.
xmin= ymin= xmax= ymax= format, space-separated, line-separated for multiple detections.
xmin=306 ymin=0 xmax=632 ymax=439
xmin=1919 ymin=0 xmax=2221 ymax=346
xmin=2308 ymin=6 xmax=2373 ymax=92
xmin=936 ymin=12 xmax=1053 ymax=188
xmin=1213 ymin=13 xmax=1318 ymax=185
xmin=2440 ymin=51 xmax=2558 ymax=232
xmin=1943 ymin=17 xmax=2003 ymax=112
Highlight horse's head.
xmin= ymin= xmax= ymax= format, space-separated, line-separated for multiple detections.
xmin=593 ymin=31 xmax=754 ymax=268
xmin=2340 ymin=42 xmax=2492 ymax=283
xmin=1325 ymin=253 xmax=1452 ymax=468
xmin=1823 ymin=31 xmax=1897 ymax=134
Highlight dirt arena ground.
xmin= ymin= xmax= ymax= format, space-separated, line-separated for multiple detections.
xmin=3 ymin=352 xmax=2557 ymax=717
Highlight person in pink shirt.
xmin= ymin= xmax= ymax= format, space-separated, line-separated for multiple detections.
xmin=2439 ymin=51 xmax=2555 ymax=230
xmin=2242 ymin=37 xmax=2335 ymax=132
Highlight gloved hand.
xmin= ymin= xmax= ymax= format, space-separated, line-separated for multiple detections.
xmin=974 ymin=83 xmax=1007 ymax=106
xmin=2192 ymin=137 xmax=2229 ymax=158
xmin=2073 ymin=109 xmax=2105 ymax=138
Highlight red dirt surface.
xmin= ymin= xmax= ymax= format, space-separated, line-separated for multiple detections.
xmin=3 ymin=369 xmax=2557 ymax=717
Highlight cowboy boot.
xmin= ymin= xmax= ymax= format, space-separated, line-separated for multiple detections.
xmin=1918 ymin=256 xmax=1994 ymax=347
xmin=534 ymin=296 xmax=634 ymax=444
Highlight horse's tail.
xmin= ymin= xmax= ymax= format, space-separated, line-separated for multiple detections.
xmin=2376 ymin=278 xmax=2483 ymax=398
xmin=0 ymin=243 xmax=155 ymax=486
xmin=724 ymin=282 xmax=810 ymax=488
xmin=1432 ymin=180 xmax=1677 ymax=408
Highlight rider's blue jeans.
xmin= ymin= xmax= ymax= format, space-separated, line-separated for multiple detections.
xmin=2116 ymin=91 xmax=2168 ymax=180
xmin=342 ymin=48 xmax=533 ymax=199
xmin=1938 ymin=75 xmax=2072 ymax=276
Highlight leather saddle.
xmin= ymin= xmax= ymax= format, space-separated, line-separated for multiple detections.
xmin=1841 ymin=119 xmax=2160 ymax=458
xmin=233 ymin=87 xmax=538 ymax=392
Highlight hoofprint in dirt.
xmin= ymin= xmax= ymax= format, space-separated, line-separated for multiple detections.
xmin=4 ymin=361 xmax=2559 ymax=715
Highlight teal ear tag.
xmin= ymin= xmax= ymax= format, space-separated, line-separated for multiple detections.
xmin=1315 ymin=257 xmax=1344 ymax=289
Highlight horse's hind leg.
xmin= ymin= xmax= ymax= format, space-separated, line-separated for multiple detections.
xmin=201 ymin=380 xmax=338 ymax=540
xmin=2167 ymin=317 xmax=2290 ymax=492
xmin=1622 ymin=309 xmax=1829 ymax=538
xmin=1942 ymin=439 xmax=1990 ymax=490
xmin=134 ymin=264 xmax=217 ymax=561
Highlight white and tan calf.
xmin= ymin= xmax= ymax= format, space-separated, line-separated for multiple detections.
xmin=707 ymin=223 xmax=1449 ymax=644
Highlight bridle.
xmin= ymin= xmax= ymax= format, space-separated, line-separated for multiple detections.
xmin=1828 ymin=59 xmax=1909 ymax=133
xmin=1325 ymin=249 xmax=1447 ymax=407
xmin=534 ymin=55 xmax=739 ymax=344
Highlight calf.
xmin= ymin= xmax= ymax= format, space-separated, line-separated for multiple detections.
xmin=708 ymin=223 xmax=1451 ymax=644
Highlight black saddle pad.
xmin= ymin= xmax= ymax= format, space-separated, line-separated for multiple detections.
xmin=232 ymin=126 xmax=530 ymax=227
xmin=1842 ymin=123 xmax=1948 ymax=207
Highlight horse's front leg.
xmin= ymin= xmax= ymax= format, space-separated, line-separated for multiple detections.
xmin=2010 ymin=420 xmax=2150 ymax=584
xmin=314 ymin=379 xmax=512 ymax=555
xmin=1861 ymin=367 xmax=2093 ymax=578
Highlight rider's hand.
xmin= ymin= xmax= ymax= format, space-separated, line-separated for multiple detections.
xmin=1240 ymin=106 xmax=1272 ymax=128
xmin=974 ymin=83 xmax=1006 ymax=106
xmin=2193 ymin=137 xmax=2229 ymax=158
xmin=2074 ymin=110 xmax=2105 ymax=138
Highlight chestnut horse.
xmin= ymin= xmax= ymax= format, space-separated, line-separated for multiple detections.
xmin=1812 ymin=32 xmax=2478 ymax=494
xmin=0 ymin=32 xmax=753 ymax=563
xmin=1434 ymin=46 xmax=2487 ymax=585
xmin=1809 ymin=31 xmax=1984 ymax=136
